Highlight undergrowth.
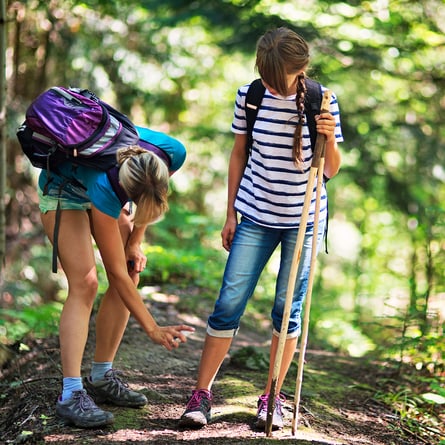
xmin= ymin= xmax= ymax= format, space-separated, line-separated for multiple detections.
xmin=1 ymin=222 xmax=444 ymax=443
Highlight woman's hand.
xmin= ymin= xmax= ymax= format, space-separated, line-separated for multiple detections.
xmin=125 ymin=242 xmax=147 ymax=274
xmin=148 ymin=324 xmax=195 ymax=351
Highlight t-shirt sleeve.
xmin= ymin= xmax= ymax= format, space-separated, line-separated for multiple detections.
xmin=325 ymin=88 xmax=344 ymax=144
xmin=90 ymin=174 xmax=122 ymax=218
xmin=136 ymin=126 xmax=186 ymax=172
xmin=78 ymin=168 xmax=122 ymax=218
xmin=231 ymin=85 xmax=249 ymax=135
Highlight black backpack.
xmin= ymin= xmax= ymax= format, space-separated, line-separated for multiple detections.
xmin=245 ymin=77 xmax=322 ymax=154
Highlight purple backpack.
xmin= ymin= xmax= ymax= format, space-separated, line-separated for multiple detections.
xmin=16 ymin=87 xmax=141 ymax=273
xmin=17 ymin=86 xmax=139 ymax=171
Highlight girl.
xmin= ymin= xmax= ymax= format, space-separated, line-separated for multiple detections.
xmin=38 ymin=127 xmax=194 ymax=428
xmin=179 ymin=27 xmax=343 ymax=430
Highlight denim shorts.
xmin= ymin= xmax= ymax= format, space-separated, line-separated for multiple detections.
xmin=38 ymin=173 xmax=91 ymax=213
xmin=207 ymin=216 xmax=326 ymax=338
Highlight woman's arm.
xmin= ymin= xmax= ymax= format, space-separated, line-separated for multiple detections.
xmin=91 ymin=205 xmax=193 ymax=348
xmin=118 ymin=207 xmax=147 ymax=274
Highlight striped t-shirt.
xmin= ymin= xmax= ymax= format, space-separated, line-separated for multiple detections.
xmin=231 ymin=83 xmax=343 ymax=229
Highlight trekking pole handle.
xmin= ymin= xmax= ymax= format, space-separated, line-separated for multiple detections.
xmin=310 ymin=89 xmax=331 ymax=169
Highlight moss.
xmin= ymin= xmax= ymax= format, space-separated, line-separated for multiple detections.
xmin=109 ymin=406 xmax=149 ymax=431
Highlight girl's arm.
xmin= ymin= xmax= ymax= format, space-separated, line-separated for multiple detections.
xmin=91 ymin=205 xmax=193 ymax=348
xmin=221 ymin=133 xmax=247 ymax=251
xmin=315 ymin=113 xmax=342 ymax=179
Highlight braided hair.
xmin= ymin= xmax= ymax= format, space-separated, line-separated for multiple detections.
xmin=293 ymin=73 xmax=307 ymax=165
xmin=255 ymin=27 xmax=310 ymax=166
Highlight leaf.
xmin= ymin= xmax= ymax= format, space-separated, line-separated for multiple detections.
xmin=420 ymin=392 xmax=445 ymax=404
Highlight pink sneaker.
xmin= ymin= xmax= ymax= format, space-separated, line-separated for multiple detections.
xmin=179 ymin=389 xmax=213 ymax=428
xmin=255 ymin=393 xmax=285 ymax=430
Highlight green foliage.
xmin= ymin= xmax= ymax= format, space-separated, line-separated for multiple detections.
xmin=140 ymin=244 xmax=223 ymax=289
xmin=0 ymin=302 xmax=63 ymax=343
xmin=4 ymin=2 xmax=445 ymax=440
xmin=230 ymin=346 xmax=269 ymax=371
xmin=374 ymin=382 xmax=445 ymax=443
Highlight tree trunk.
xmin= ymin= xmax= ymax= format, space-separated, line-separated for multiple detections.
xmin=0 ymin=0 xmax=7 ymax=272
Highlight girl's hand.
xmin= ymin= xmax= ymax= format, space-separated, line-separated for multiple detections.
xmin=315 ymin=112 xmax=336 ymax=142
xmin=221 ymin=214 xmax=238 ymax=252
xmin=148 ymin=324 xmax=195 ymax=351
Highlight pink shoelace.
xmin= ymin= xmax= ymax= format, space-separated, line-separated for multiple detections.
xmin=186 ymin=389 xmax=212 ymax=409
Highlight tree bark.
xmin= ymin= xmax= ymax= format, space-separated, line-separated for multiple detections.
xmin=0 ymin=0 xmax=7 ymax=272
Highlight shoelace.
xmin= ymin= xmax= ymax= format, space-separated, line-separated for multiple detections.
xmin=104 ymin=369 xmax=130 ymax=389
xmin=187 ymin=390 xmax=211 ymax=410
xmin=258 ymin=393 xmax=285 ymax=413
xmin=73 ymin=390 xmax=97 ymax=411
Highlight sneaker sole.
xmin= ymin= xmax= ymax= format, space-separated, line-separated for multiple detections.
xmin=254 ymin=419 xmax=283 ymax=431
xmin=178 ymin=415 xmax=208 ymax=428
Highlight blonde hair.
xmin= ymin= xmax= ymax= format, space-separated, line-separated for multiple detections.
xmin=255 ymin=27 xmax=310 ymax=165
xmin=117 ymin=145 xmax=169 ymax=226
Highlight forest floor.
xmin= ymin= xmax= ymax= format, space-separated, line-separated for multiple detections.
xmin=0 ymin=288 xmax=438 ymax=445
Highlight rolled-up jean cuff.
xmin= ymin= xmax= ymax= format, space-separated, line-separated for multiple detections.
xmin=207 ymin=325 xmax=239 ymax=338
xmin=272 ymin=328 xmax=299 ymax=339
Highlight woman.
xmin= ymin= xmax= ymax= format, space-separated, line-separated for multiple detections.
xmin=179 ymin=27 xmax=343 ymax=430
xmin=38 ymin=126 xmax=194 ymax=428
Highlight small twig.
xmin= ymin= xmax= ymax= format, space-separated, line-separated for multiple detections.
xmin=20 ymin=375 xmax=60 ymax=385
xmin=19 ymin=405 xmax=38 ymax=426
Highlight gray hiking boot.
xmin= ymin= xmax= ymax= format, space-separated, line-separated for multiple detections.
xmin=178 ymin=389 xmax=212 ymax=428
xmin=254 ymin=393 xmax=285 ymax=430
xmin=56 ymin=389 xmax=114 ymax=428
xmin=83 ymin=369 xmax=147 ymax=407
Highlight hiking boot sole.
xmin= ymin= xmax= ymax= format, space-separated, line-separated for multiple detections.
xmin=83 ymin=376 xmax=147 ymax=408
xmin=56 ymin=408 xmax=114 ymax=428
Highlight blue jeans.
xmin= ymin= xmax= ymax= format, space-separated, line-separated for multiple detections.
xmin=207 ymin=217 xmax=326 ymax=338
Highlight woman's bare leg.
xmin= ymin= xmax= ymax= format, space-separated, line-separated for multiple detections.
xmin=41 ymin=209 xmax=97 ymax=378
xmin=93 ymin=209 xmax=138 ymax=363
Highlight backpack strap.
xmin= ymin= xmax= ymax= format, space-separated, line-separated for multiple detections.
xmin=245 ymin=79 xmax=265 ymax=155
xmin=304 ymin=78 xmax=323 ymax=150
xmin=106 ymin=166 xmax=128 ymax=206
xmin=245 ymin=77 xmax=323 ymax=154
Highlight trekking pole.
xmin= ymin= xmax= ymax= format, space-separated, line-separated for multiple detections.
xmin=291 ymin=152 xmax=325 ymax=435
xmin=265 ymin=90 xmax=332 ymax=436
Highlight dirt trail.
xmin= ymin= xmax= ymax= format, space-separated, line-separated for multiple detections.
xmin=0 ymin=292 xmax=424 ymax=444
